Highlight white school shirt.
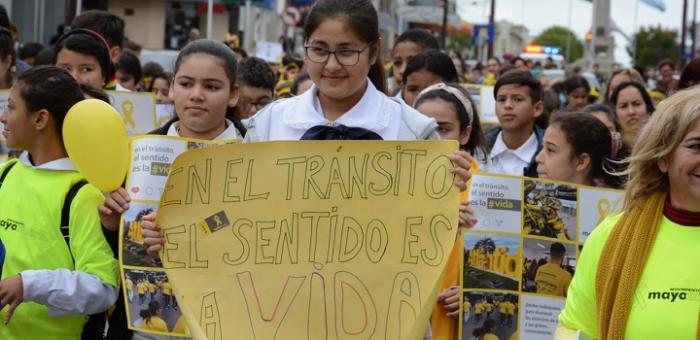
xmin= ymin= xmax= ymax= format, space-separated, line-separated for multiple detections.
xmin=267 ymin=80 xmax=402 ymax=141
xmin=481 ymin=131 xmax=537 ymax=176
xmin=166 ymin=119 xmax=242 ymax=140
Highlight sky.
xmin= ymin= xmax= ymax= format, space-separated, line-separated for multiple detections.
xmin=457 ymin=0 xmax=690 ymax=66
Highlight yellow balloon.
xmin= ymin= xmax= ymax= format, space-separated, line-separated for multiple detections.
xmin=63 ymin=99 xmax=128 ymax=192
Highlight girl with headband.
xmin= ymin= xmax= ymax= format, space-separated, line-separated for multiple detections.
xmin=414 ymin=82 xmax=488 ymax=160
xmin=53 ymin=28 xmax=116 ymax=89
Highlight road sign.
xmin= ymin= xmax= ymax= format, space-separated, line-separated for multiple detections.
xmin=282 ymin=6 xmax=301 ymax=26
xmin=472 ymin=24 xmax=494 ymax=43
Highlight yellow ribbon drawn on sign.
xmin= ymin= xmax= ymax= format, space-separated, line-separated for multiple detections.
xmin=596 ymin=198 xmax=612 ymax=226
xmin=122 ymin=100 xmax=136 ymax=128
xmin=157 ymin=141 xmax=460 ymax=340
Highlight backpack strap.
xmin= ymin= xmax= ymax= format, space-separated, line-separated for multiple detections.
xmin=60 ymin=180 xmax=88 ymax=262
xmin=0 ymin=161 xmax=17 ymax=189
xmin=59 ymin=179 xmax=109 ymax=340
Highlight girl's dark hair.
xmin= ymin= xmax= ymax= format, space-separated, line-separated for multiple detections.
xmin=16 ymin=66 xmax=85 ymax=139
xmin=173 ymin=39 xmax=246 ymax=136
xmin=582 ymin=103 xmax=630 ymax=159
xmin=139 ymin=300 xmax=160 ymax=324
xmin=0 ymin=27 xmax=15 ymax=87
xmin=394 ymin=29 xmax=440 ymax=51
xmin=34 ymin=47 xmax=56 ymax=66
xmin=402 ymin=50 xmax=458 ymax=85
xmin=582 ymin=103 xmax=617 ymax=129
xmin=71 ymin=10 xmax=125 ymax=49
xmin=142 ymin=62 xmax=164 ymax=80
xmin=414 ymin=83 xmax=488 ymax=159
xmin=550 ymin=112 xmax=622 ymax=188
xmin=291 ymin=72 xmax=311 ymax=96
xmin=610 ymin=81 xmax=654 ymax=116
xmin=147 ymin=72 xmax=173 ymax=92
xmin=679 ymin=58 xmax=700 ymax=90
xmin=79 ymin=84 xmax=111 ymax=104
xmin=53 ymin=29 xmax=115 ymax=83
xmin=303 ymin=0 xmax=387 ymax=94
xmin=473 ymin=318 xmax=496 ymax=339
xmin=537 ymin=89 xmax=561 ymax=129
xmin=117 ymin=50 xmax=142 ymax=84
xmin=563 ymin=75 xmax=590 ymax=94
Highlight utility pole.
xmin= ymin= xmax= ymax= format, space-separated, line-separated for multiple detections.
xmin=693 ymin=0 xmax=697 ymax=59
xmin=441 ymin=0 xmax=449 ymax=49
xmin=681 ymin=0 xmax=689 ymax=69
xmin=487 ymin=0 xmax=495 ymax=58
xmin=206 ymin=0 xmax=213 ymax=39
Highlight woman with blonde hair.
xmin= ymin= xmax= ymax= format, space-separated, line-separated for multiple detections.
xmin=556 ymin=87 xmax=700 ymax=339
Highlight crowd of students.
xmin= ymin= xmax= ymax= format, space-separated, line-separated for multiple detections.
xmin=0 ymin=0 xmax=699 ymax=339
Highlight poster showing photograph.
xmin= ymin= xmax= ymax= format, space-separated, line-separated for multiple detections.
xmin=123 ymin=268 xmax=190 ymax=337
xmin=462 ymin=291 xmax=519 ymax=340
xmin=521 ymin=238 xmax=576 ymax=298
xmin=523 ymin=179 xmax=577 ymax=241
xmin=469 ymin=174 xmax=523 ymax=234
xmin=577 ymin=187 xmax=624 ymax=243
xmin=463 ymin=233 xmax=521 ymax=292
xmin=461 ymin=174 xmax=623 ymax=340
xmin=122 ymin=202 xmax=161 ymax=267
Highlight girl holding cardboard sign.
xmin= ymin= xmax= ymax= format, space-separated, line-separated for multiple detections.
xmin=53 ymin=28 xmax=115 ymax=89
xmin=98 ymin=39 xmax=246 ymax=232
xmin=140 ymin=1 xmax=472 ymax=338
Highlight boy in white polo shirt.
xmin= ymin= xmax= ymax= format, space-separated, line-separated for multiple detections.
xmin=481 ymin=70 xmax=544 ymax=176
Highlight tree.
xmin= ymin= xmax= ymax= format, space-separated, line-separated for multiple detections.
xmin=447 ymin=31 xmax=472 ymax=56
xmin=533 ymin=26 xmax=584 ymax=62
xmin=628 ymin=26 xmax=679 ymax=69
xmin=474 ymin=238 xmax=496 ymax=254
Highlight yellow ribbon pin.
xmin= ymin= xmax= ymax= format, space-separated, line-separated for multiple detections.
xmin=122 ymin=100 xmax=136 ymax=128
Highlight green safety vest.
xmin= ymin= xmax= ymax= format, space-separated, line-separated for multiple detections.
xmin=0 ymin=159 xmax=119 ymax=340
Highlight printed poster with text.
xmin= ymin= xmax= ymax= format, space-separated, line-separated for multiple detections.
xmin=156 ymin=141 xmax=461 ymax=340
xmin=459 ymin=173 xmax=623 ymax=340
xmin=119 ymin=135 xmax=238 ymax=338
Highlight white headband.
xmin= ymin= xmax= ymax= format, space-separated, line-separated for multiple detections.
xmin=414 ymin=83 xmax=475 ymax=126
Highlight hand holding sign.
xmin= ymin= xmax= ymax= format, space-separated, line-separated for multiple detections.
xmin=63 ymin=99 xmax=128 ymax=192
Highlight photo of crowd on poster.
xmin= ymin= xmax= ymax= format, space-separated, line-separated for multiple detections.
xmin=523 ymin=179 xmax=577 ymax=241
xmin=462 ymin=291 xmax=519 ymax=340
xmin=123 ymin=269 xmax=189 ymax=337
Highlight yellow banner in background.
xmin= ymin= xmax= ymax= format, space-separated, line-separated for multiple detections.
xmin=157 ymin=141 xmax=460 ymax=340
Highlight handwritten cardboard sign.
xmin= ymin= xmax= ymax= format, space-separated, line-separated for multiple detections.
xmin=157 ymin=141 xmax=460 ymax=340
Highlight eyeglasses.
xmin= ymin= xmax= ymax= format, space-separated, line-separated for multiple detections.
xmin=304 ymin=42 xmax=374 ymax=66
